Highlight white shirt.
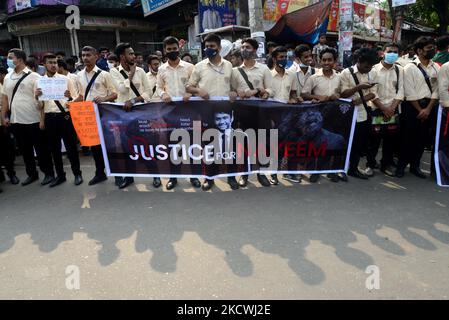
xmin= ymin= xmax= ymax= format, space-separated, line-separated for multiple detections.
xmin=2 ymin=67 xmax=41 ymax=124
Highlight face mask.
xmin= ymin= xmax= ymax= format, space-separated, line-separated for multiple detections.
xmin=424 ymin=49 xmax=435 ymax=60
xmin=299 ymin=62 xmax=308 ymax=68
xmin=107 ymin=62 xmax=115 ymax=70
xmin=204 ymin=48 xmax=218 ymax=59
xmin=277 ymin=59 xmax=288 ymax=69
xmin=7 ymin=59 xmax=15 ymax=69
xmin=384 ymin=52 xmax=398 ymax=64
xmin=166 ymin=51 xmax=179 ymax=61
xmin=241 ymin=49 xmax=255 ymax=60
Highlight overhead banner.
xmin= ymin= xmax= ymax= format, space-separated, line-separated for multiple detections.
xmin=95 ymin=98 xmax=356 ymax=179
xmin=435 ymin=106 xmax=449 ymax=187
xmin=199 ymin=0 xmax=237 ymax=33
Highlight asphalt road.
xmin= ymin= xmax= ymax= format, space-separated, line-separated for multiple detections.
xmin=0 ymin=152 xmax=448 ymax=299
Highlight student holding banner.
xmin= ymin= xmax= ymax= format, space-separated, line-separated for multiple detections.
xmin=35 ymin=53 xmax=83 ymax=187
xmin=438 ymin=61 xmax=449 ymax=109
xmin=301 ymin=47 xmax=343 ymax=183
xmin=110 ymin=42 xmax=154 ymax=190
xmin=186 ymin=33 xmax=246 ymax=191
xmin=156 ymin=36 xmax=201 ymax=191
xmin=234 ymin=37 xmax=274 ymax=188
xmin=1 ymin=48 xmax=54 ymax=187
xmin=397 ymin=37 xmax=440 ymax=179
xmin=270 ymin=46 xmax=301 ymax=185
xmin=74 ymin=46 xmax=117 ymax=186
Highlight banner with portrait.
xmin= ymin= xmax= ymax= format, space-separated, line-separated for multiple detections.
xmin=95 ymin=98 xmax=357 ymax=179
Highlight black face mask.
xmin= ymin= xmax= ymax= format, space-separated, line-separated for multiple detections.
xmin=166 ymin=51 xmax=179 ymax=61
xmin=424 ymin=49 xmax=435 ymax=60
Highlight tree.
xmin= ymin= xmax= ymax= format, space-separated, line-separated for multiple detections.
xmin=405 ymin=0 xmax=449 ymax=35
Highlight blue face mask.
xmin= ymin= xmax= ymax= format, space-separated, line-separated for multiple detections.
xmin=7 ymin=59 xmax=15 ymax=69
xmin=204 ymin=48 xmax=218 ymax=59
xmin=277 ymin=59 xmax=288 ymax=69
xmin=384 ymin=52 xmax=398 ymax=64
xmin=299 ymin=63 xmax=308 ymax=68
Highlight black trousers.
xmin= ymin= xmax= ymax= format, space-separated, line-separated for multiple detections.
xmin=91 ymin=144 xmax=105 ymax=176
xmin=398 ymin=101 xmax=436 ymax=170
xmin=366 ymin=130 xmax=397 ymax=169
xmin=45 ymin=113 xmax=81 ymax=177
xmin=11 ymin=123 xmax=53 ymax=177
xmin=0 ymin=126 xmax=16 ymax=176
xmin=349 ymin=120 xmax=370 ymax=172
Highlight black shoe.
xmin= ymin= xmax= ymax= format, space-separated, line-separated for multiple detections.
xmin=190 ymin=178 xmax=201 ymax=188
xmin=269 ymin=174 xmax=279 ymax=185
xmin=153 ymin=177 xmax=161 ymax=188
xmin=395 ymin=167 xmax=405 ymax=178
xmin=88 ymin=174 xmax=107 ymax=186
xmin=338 ymin=173 xmax=348 ymax=182
xmin=238 ymin=175 xmax=248 ymax=188
xmin=257 ymin=174 xmax=271 ymax=187
xmin=202 ymin=179 xmax=214 ymax=191
xmin=9 ymin=175 xmax=20 ymax=185
xmin=0 ymin=171 xmax=5 ymax=183
xmin=283 ymin=174 xmax=301 ymax=183
xmin=166 ymin=178 xmax=177 ymax=190
xmin=347 ymin=169 xmax=369 ymax=180
xmin=227 ymin=177 xmax=239 ymax=190
xmin=74 ymin=175 xmax=83 ymax=186
xmin=50 ymin=175 xmax=67 ymax=188
xmin=309 ymin=174 xmax=320 ymax=183
xmin=327 ymin=173 xmax=339 ymax=183
xmin=119 ymin=177 xmax=134 ymax=189
xmin=380 ymin=166 xmax=395 ymax=177
xmin=114 ymin=177 xmax=123 ymax=186
xmin=410 ymin=167 xmax=426 ymax=179
xmin=21 ymin=175 xmax=39 ymax=186
xmin=41 ymin=175 xmax=55 ymax=186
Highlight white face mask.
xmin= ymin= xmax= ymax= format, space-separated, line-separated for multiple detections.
xmin=107 ymin=62 xmax=115 ymax=70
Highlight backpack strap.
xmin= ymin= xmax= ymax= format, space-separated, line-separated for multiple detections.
xmin=349 ymin=67 xmax=372 ymax=116
xmin=412 ymin=62 xmax=432 ymax=93
xmin=119 ymin=69 xmax=141 ymax=98
xmin=84 ymin=69 xmax=102 ymax=101
xmin=8 ymin=71 xmax=32 ymax=118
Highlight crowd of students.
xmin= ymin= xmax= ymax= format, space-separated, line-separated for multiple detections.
xmin=1 ymin=32 xmax=449 ymax=194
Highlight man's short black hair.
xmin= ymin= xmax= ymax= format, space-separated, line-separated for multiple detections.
xmin=319 ymin=33 xmax=327 ymax=38
xmin=43 ymin=53 xmax=57 ymax=64
xmin=26 ymin=57 xmax=38 ymax=70
xmin=57 ymin=59 xmax=68 ymax=70
xmin=382 ymin=42 xmax=400 ymax=51
xmin=115 ymin=42 xmax=132 ymax=58
xmin=82 ymin=46 xmax=98 ymax=54
xmin=204 ymin=33 xmax=222 ymax=46
xmin=147 ymin=54 xmax=160 ymax=64
xmin=55 ymin=51 xmax=66 ymax=57
xmin=163 ymin=36 xmax=179 ymax=49
xmin=414 ymin=36 xmax=435 ymax=53
xmin=319 ymin=47 xmax=337 ymax=60
xmin=230 ymin=49 xmax=242 ymax=59
xmin=181 ymin=52 xmax=193 ymax=60
xmin=267 ymin=41 xmax=278 ymax=49
xmin=294 ymin=44 xmax=311 ymax=59
xmin=135 ymin=52 xmax=143 ymax=57
xmin=65 ymin=57 xmax=75 ymax=65
xmin=98 ymin=47 xmax=109 ymax=53
xmin=0 ymin=66 xmax=8 ymax=75
xmin=8 ymin=48 xmax=27 ymax=62
xmin=107 ymin=54 xmax=118 ymax=62
xmin=242 ymin=38 xmax=259 ymax=50
xmin=357 ymin=48 xmax=379 ymax=65
xmin=436 ymin=35 xmax=449 ymax=51
xmin=271 ymin=46 xmax=287 ymax=59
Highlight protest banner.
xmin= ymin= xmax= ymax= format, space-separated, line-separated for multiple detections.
xmin=37 ymin=77 xmax=68 ymax=101
xmin=95 ymin=98 xmax=356 ymax=179
xmin=435 ymin=106 xmax=449 ymax=187
xmin=69 ymin=101 xmax=101 ymax=147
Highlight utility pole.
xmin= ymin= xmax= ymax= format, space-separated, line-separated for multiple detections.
xmin=248 ymin=0 xmax=266 ymax=60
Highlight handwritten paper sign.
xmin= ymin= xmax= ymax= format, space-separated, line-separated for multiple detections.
xmin=69 ymin=101 xmax=100 ymax=147
xmin=38 ymin=77 xmax=68 ymax=101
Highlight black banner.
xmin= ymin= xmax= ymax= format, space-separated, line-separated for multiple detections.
xmin=95 ymin=98 xmax=356 ymax=179
xmin=435 ymin=106 xmax=449 ymax=187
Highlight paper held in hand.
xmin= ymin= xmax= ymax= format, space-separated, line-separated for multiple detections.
xmin=37 ymin=77 xmax=68 ymax=101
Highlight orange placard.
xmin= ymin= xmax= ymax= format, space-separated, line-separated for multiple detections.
xmin=69 ymin=101 xmax=101 ymax=147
